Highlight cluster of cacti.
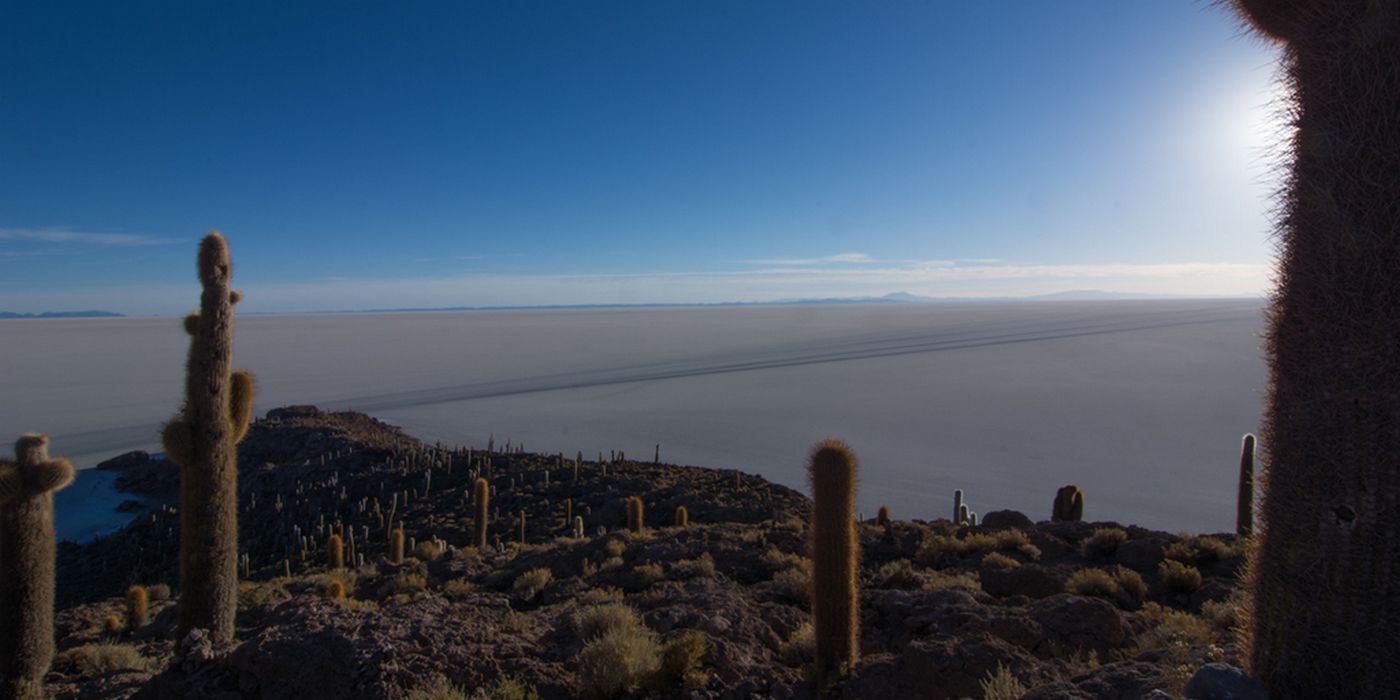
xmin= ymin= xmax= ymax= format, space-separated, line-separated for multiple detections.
xmin=625 ymin=496 xmax=644 ymax=533
xmin=1237 ymin=434 xmax=1255 ymax=537
xmin=161 ymin=232 xmax=256 ymax=645
xmin=951 ymin=489 xmax=977 ymax=526
xmin=0 ymin=434 xmax=75 ymax=697
xmin=1052 ymin=485 xmax=1083 ymax=522
xmin=807 ymin=439 xmax=859 ymax=686
xmin=1229 ymin=2 xmax=1400 ymax=696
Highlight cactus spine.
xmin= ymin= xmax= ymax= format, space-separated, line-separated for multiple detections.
xmin=126 ymin=585 xmax=149 ymax=631
xmin=0 ymin=434 xmax=75 ymax=697
xmin=807 ymin=439 xmax=859 ymax=685
xmin=1237 ymin=434 xmax=1256 ymax=537
xmin=1052 ymin=485 xmax=1083 ymax=522
xmin=162 ymin=232 xmax=254 ymax=645
xmin=473 ymin=477 xmax=489 ymax=549
xmin=674 ymin=505 xmax=688 ymax=527
xmin=1229 ymin=3 xmax=1400 ymax=695
xmin=626 ymin=496 xmax=644 ymax=533
xmin=391 ymin=528 xmax=405 ymax=564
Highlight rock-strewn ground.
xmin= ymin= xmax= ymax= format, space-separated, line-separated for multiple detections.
xmin=47 ymin=407 xmax=1247 ymax=699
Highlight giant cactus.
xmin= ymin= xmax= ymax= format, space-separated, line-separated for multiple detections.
xmin=0 ymin=434 xmax=75 ymax=697
xmin=473 ymin=477 xmax=489 ymax=549
xmin=1230 ymin=2 xmax=1400 ymax=696
xmin=807 ymin=439 xmax=859 ymax=685
xmin=162 ymin=232 xmax=255 ymax=645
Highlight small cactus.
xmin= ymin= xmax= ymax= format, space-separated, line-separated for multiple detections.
xmin=0 ymin=434 xmax=76 ymax=695
xmin=391 ymin=528 xmax=405 ymax=564
xmin=328 ymin=534 xmax=344 ymax=570
xmin=808 ymin=439 xmax=859 ymax=685
xmin=876 ymin=505 xmax=890 ymax=526
xmin=1237 ymin=434 xmax=1256 ymax=537
xmin=675 ymin=505 xmax=689 ymax=527
xmin=572 ymin=516 xmax=584 ymax=538
xmin=473 ymin=478 xmax=489 ymax=549
xmin=162 ymin=232 xmax=256 ymax=644
xmin=126 ymin=585 xmax=149 ymax=631
xmin=626 ymin=496 xmax=644 ymax=533
xmin=325 ymin=580 xmax=346 ymax=601
xmin=1052 ymin=485 xmax=1084 ymax=522
xmin=518 ymin=510 xmax=526 ymax=543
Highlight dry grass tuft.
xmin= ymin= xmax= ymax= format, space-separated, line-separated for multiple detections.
xmin=1080 ymin=528 xmax=1129 ymax=559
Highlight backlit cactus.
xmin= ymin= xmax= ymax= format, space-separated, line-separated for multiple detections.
xmin=328 ymin=533 xmax=344 ymax=570
xmin=473 ymin=478 xmax=489 ymax=549
xmin=391 ymin=528 xmax=405 ymax=564
xmin=162 ymin=232 xmax=255 ymax=645
xmin=1230 ymin=2 xmax=1400 ymax=695
xmin=1052 ymin=485 xmax=1083 ymax=522
xmin=0 ymin=434 xmax=75 ymax=697
xmin=807 ymin=439 xmax=859 ymax=685
xmin=1237 ymin=434 xmax=1256 ymax=537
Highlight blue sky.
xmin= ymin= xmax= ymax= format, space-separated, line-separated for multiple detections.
xmin=1 ymin=1 xmax=1282 ymax=314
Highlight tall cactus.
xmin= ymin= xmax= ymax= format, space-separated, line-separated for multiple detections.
xmin=807 ymin=439 xmax=859 ymax=685
xmin=473 ymin=477 xmax=489 ymax=549
xmin=0 ymin=435 xmax=75 ymax=698
xmin=626 ymin=496 xmax=644 ymax=533
xmin=1230 ymin=2 xmax=1400 ymax=696
xmin=161 ymin=232 xmax=255 ymax=645
xmin=1237 ymin=434 xmax=1256 ymax=537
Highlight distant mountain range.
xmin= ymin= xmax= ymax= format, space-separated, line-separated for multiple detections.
xmin=0 ymin=310 xmax=124 ymax=319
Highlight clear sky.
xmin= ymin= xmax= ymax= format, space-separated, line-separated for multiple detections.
xmin=1 ymin=1 xmax=1283 ymax=314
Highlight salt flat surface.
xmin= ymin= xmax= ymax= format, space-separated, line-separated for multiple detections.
xmin=0 ymin=300 xmax=1265 ymax=534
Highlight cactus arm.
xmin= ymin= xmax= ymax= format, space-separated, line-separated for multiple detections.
xmin=161 ymin=418 xmax=195 ymax=468
xmin=183 ymin=313 xmax=199 ymax=336
xmin=228 ymin=369 xmax=255 ymax=444
xmin=30 ymin=460 xmax=74 ymax=494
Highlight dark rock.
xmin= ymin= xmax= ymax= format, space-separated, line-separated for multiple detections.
xmin=1184 ymin=663 xmax=1269 ymax=700
xmin=1029 ymin=594 xmax=1129 ymax=654
xmin=1117 ymin=537 xmax=1168 ymax=573
xmin=981 ymin=564 xmax=1069 ymax=600
xmin=1023 ymin=661 xmax=1172 ymax=700
xmin=842 ymin=634 xmax=1036 ymax=700
xmin=981 ymin=509 xmax=1033 ymax=530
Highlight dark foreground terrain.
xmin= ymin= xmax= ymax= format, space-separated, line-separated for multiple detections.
xmin=49 ymin=407 xmax=1247 ymax=699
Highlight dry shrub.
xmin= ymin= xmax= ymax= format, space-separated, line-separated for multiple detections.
xmin=602 ymin=539 xmax=627 ymax=559
xmin=146 ymin=584 xmax=172 ymax=601
xmin=512 ymin=568 xmax=553 ymax=602
xmin=1065 ymin=568 xmax=1118 ymax=599
xmin=979 ymin=663 xmax=1027 ymax=700
xmin=915 ymin=533 xmax=998 ymax=568
xmin=760 ymin=547 xmax=808 ymax=575
xmin=405 ymin=677 xmax=468 ymax=700
xmin=920 ymin=570 xmax=980 ymax=591
xmin=993 ymin=529 xmax=1031 ymax=550
xmin=53 ymin=643 xmax=151 ymax=675
xmin=1081 ymin=528 xmax=1129 ymax=559
xmin=380 ymin=572 xmax=428 ymax=598
xmin=981 ymin=551 xmax=1020 ymax=569
xmin=673 ymin=553 xmax=716 ymax=580
xmin=443 ymin=577 xmax=476 ymax=598
xmin=631 ymin=562 xmax=664 ymax=587
xmin=876 ymin=559 xmax=924 ymax=589
xmin=414 ymin=541 xmax=444 ymax=562
xmin=1158 ymin=560 xmax=1202 ymax=595
xmin=1113 ymin=566 xmax=1148 ymax=609
xmin=575 ymin=622 xmax=661 ymax=698
xmin=772 ymin=566 xmax=810 ymax=604
xmin=779 ymin=622 xmax=816 ymax=667
xmin=575 ymin=603 xmax=642 ymax=642
xmin=577 ymin=587 xmax=624 ymax=605
xmin=656 ymin=630 xmax=708 ymax=688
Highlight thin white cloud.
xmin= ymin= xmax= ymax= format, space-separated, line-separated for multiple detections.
xmin=739 ymin=252 xmax=876 ymax=266
xmin=0 ymin=227 xmax=176 ymax=247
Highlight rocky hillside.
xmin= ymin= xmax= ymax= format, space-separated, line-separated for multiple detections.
xmin=47 ymin=407 xmax=1251 ymax=699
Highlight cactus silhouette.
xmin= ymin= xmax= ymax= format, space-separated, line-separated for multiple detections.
xmin=953 ymin=489 xmax=964 ymax=524
xmin=125 ymin=585 xmax=149 ymax=631
xmin=473 ymin=478 xmax=489 ymax=549
xmin=807 ymin=439 xmax=859 ymax=685
xmin=1230 ymin=2 xmax=1400 ymax=695
xmin=161 ymin=232 xmax=255 ymax=645
xmin=876 ymin=505 xmax=890 ymax=526
xmin=626 ymin=495 xmax=644 ymax=533
xmin=0 ymin=434 xmax=75 ymax=697
xmin=1237 ymin=434 xmax=1256 ymax=537
xmin=1052 ymin=485 xmax=1083 ymax=522
xmin=674 ymin=505 xmax=688 ymax=527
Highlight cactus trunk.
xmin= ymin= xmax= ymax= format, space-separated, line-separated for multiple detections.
xmin=473 ymin=478 xmax=489 ymax=549
xmin=1227 ymin=2 xmax=1400 ymax=696
xmin=807 ymin=439 xmax=859 ymax=685
xmin=1237 ymin=434 xmax=1256 ymax=537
